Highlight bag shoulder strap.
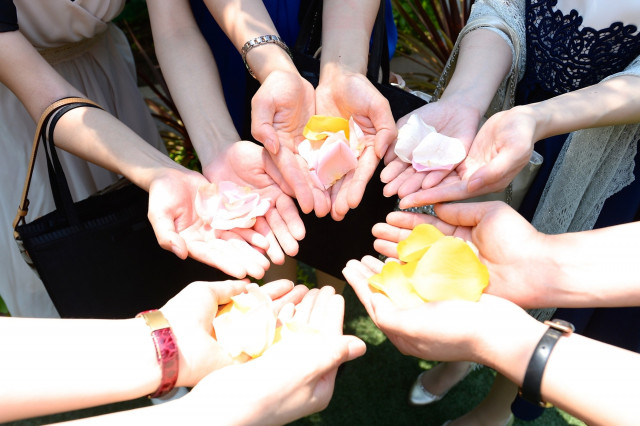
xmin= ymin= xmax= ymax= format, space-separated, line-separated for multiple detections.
xmin=13 ymin=97 xmax=102 ymax=238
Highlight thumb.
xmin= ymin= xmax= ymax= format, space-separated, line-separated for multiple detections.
xmin=251 ymin=105 xmax=280 ymax=155
xmin=148 ymin=211 xmax=189 ymax=259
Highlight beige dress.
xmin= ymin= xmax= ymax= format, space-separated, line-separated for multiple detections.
xmin=1 ymin=0 xmax=164 ymax=317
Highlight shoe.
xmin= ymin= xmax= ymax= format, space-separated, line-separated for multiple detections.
xmin=408 ymin=363 xmax=475 ymax=406
xmin=409 ymin=370 xmax=447 ymax=405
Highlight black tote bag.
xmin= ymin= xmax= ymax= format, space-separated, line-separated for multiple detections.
xmin=14 ymin=98 xmax=228 ymax=318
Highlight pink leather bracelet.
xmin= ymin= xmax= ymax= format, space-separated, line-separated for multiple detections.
xmin=136 ymin=309 xmax=179 ymax=398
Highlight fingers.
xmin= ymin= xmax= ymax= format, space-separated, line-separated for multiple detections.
xmin=342 ymin=258 xmax=377 ymax=316
xmin=261 ymin=278 xmax=295 ymax=300
xmin=396 ymin=171 xmax=429 ymax=199
xmin=269 ymin=148 xmax=316 ymax=214
xmin=271 ymin=284 xmax=309 ymax=313
xmin=147 ymin=209 xmax=189 ymax=260
xmin=381 ymin=161 xmax=417 ymax=197
xmin=230 ymin=227 xmax=270 ymax=251
xmin=434 ymin=201 xmax=506 ymax=228
xmin=252 ymin=216 xmax=286 ymax=265
xmin=397 ymin=180 xmax=468 ymax=209
xmin=251 ymin=93 xmax=280 ymax=155
xmin=264 ymin=202 xmax=302 ymax=258
xmin=253 ymin=123 xmax=280 ymax=155
xmin=373 ymin=124 xmax=397 ymax=159
xmin=189 ymin=235 xmax=269 ymax=279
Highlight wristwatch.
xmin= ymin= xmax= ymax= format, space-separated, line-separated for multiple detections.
xmin=519 ymin=319 xmax=574 ymax=407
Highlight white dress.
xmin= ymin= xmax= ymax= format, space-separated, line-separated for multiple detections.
xmin=0 ymin=0 xmax=164 ymax=317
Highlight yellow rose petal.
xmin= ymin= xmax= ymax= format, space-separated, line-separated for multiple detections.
xmin=303 ymin=115 xmax=350 ymax=141
xmin=410 ymin=236 xmax=489 ymax=302
xmin=397 ymin=223 xmax=445 ymax=263
xmin=369 ymin=261 xmax=425 ymax=309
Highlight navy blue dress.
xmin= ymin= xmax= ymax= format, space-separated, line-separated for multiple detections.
xmin=512 ymin=0 xmax=640 ymax=419
xmin=189 ymin=0 xmax=397 ymax=137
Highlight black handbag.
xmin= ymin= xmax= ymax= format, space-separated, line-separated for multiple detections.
xmin=13 ymin=98 xmax=227 ymax=319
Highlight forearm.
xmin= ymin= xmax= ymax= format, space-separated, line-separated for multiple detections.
xmin=535 ymin=222 xmax=640 ymax=308
xmin=202 ymin=0 xmax=297 ymax=82
xmin=0 ymin=317 xmax=160 ymax=423
xmin=479 ymin=312 xmax=640 ymax=425
xmin=438 ymin=28 xmax=513 ymax=117
xmin=53 ymin=107 xmax=187 ymax=191
xmin=520 ymin=75 xmax=640 ymax=141
xmin=319 ymin=0 xmax=379 ymax=77
xmin=148 ymin=0 xmax=239 ymax=168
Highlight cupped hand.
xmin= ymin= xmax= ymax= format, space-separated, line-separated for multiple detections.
xmin=158 ymin=279 xmax=309 ymax=388
xmin=179 ymin=286 xmax=366 ymax=425
xmin=147 ymin=167 xmax=272 ymax=279
xmin=371 ymin=202 xmax=549 ymax=308
xmin=397 ymin=106 xmax=536 ymax=209
xmin=315 ymin=70 xmax=397 ymax=220
xmin=342 ymin=256 xmax=533 ymax=364
xmin=251 ymin=70 xmax=331 ymax=216
xmin=202 ymin=141 xmax=307 ymax=264
xmin=381 ymin=99 xmax=481 ymax=200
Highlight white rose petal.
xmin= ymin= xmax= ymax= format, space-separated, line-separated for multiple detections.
xmin=411 ymin=132 xmax=466 ymax=172
xmin=394 ymin=114 xmax=436 ymax=163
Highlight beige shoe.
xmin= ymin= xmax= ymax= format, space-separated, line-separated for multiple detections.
xmin=408 ymin=363 xmax=474 ymax=406
xmin=409 ymin=370 xmax=448 ymax=405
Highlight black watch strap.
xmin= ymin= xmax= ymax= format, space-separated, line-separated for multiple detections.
xmin=519 ymin=319 xmax=574 ymax=407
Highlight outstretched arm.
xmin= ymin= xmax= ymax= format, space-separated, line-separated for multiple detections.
xmin=372 ymin=201 xmax=640 ymax=308
xmin=344 ymin=257 xmax=640 ymax=426
xmin=0 ymin=279 xmax=307 ymax=423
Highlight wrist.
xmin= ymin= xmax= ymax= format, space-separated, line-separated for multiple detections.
xmin=243 ymin=37 xmax=297 ymax=83
xmin=136 ymin=310 xmax=179 ymax=398
xmin=515 ymin=103 xmax=552 ymax=142
xmin=434 ymin=93 xmax=485 ymax=124
xmin=475 ymin=311 xmax=547 ymax=384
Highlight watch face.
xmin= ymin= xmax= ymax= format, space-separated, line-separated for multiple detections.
xmin=546 ymin=319 xmax=575 ymax=334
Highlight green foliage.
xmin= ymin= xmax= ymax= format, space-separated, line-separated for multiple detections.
xmin=392 ymin=0 xmax=474 ymax=93
xmin=0 ymin=294 xmax=10 ymax=316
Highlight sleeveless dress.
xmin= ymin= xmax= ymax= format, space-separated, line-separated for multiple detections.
xmin=0 ymin=0 xmax=164 ymax=317
xmin=511 ymin=0 xmax=640 ymax=418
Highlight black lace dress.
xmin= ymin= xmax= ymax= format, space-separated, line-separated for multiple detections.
xmin=517 ymin=0 xmax=640 ymax=226
xmin=512 ymin=0 xmax=640 ymax=418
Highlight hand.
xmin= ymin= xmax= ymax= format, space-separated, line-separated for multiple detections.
xmin=158 ymin=279 xmax=309 ymax=388
xmin=315 ymin=70 xmax=397 ymax=220
xmin=381 ymin=99 xmax=481 ymax=200
xmin=251 ymin=70 xmax=331 ymax=217
xmin=202 ymin=141 xmax=307 ymax=264
xmin=147 ymin=167 xmax=272 ymax=279
xmin=342 ymin=255 xmax=533 ymax=364
xmin=397 ymin=106 xmax=535 ymax=209
xmin=178 ymin=286 xmax=366 ymax=425
xmin=371 ymin=202 xmax=549 ymax=308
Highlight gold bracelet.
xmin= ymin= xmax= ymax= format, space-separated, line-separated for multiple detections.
xmin=241 ymin=35 xmax=293 ymax=79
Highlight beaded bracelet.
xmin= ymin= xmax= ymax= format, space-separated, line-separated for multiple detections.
xmin=241 ymin=34 xmax=293 ymax=79
xmin=136 ymin=309 xmax=179 ymax=398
